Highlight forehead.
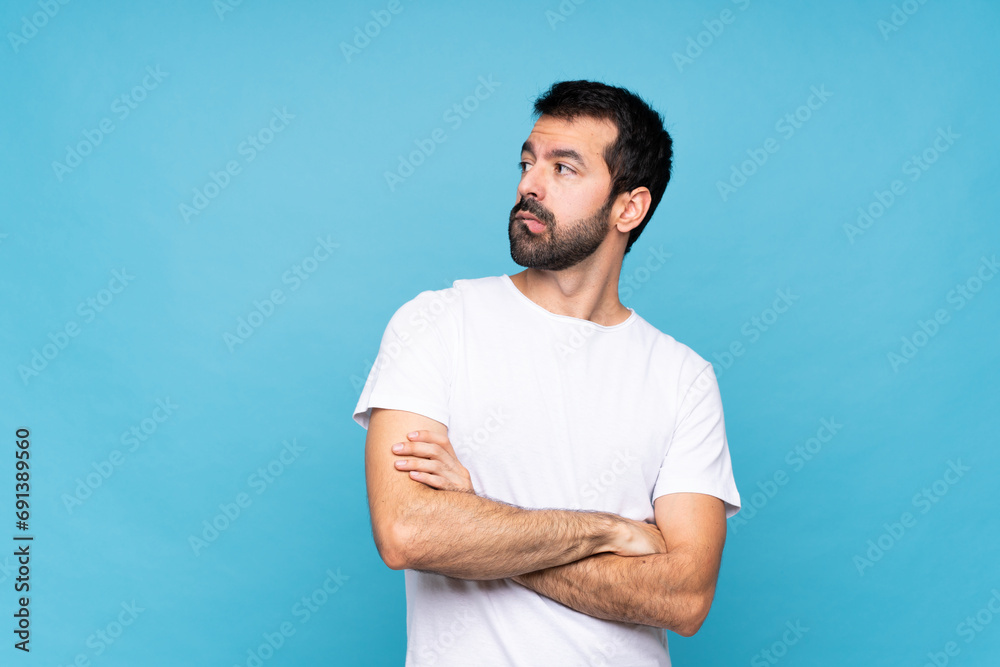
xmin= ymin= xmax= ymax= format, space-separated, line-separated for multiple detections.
xmin=522 ymin=114 xmax=617 ymax=168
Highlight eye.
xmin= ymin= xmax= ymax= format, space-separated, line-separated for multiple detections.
xmin=518 ymin=161 xmax=531 ymax=174
xmin=555 ymin=163 xmax=575 ymax=175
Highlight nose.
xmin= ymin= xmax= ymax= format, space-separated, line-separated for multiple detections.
xmin=517 ymin=163 xmax=545 ymax=203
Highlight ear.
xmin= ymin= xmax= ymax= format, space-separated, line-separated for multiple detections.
xmin=613 ymin=187 xmax=652 ymax=234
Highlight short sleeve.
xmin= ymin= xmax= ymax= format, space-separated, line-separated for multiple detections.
xmin=651 ymin=364 xmax=741 ymax=518
xmin=352 ymin=290 xmax=457 ymax=430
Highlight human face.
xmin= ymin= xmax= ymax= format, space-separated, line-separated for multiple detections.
xmin=509 ymin=114 xmax=617 ymax=271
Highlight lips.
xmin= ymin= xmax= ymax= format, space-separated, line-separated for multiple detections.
xmin=516 ymin=213 xmax=547 ymax=234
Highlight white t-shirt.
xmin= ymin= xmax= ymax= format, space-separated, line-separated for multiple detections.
xmin=353 ymin=275 xmax=741 ymax=667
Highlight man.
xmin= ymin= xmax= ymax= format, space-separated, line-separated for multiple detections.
xmin=353 ymin=80 xmax=741 ymax=666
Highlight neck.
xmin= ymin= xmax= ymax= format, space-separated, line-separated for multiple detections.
xmin=509 ymin=253 xmax=630 ymax=326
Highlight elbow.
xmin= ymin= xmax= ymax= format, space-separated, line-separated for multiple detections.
xmin=373 ymin=519 xmax=420 ymax=571
xmin=673 ymin=618 xmax=704 ymax=638
xmin=379 ymin=543 xmax=409 ymax=571
xmin=370 ymin=488 xmax=442 ymax=571
xmin=670 ymin=592 xmax=714 ymax=637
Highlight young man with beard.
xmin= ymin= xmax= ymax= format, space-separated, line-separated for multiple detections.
xmin=353 ymin=80 xmax=741 ymax=666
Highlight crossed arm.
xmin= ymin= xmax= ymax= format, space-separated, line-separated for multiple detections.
xmin=364 ymin=407 xmax=727 ymax=635
xmin=509 ymin=493 xmax=726 ymax=635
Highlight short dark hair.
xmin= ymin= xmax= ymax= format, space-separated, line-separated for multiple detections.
xmin=533 ymin=80 xmax=673 ymax=255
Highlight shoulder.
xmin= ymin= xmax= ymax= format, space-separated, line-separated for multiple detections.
xmin=387 ymin=275 xmax=505 ymax=335
xmin=630 ymin=313 xmax=715 ymax=388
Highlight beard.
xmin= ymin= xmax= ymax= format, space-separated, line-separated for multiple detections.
xmin=508 ymin=195 xmax=614 ymax=271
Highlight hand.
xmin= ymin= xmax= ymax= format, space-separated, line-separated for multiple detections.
xmin=391 ymin=430 xmax=475 ymax=493
xmin=513 ymin=519 xmax=666 ymax=588
xmin=608 ymin=518 xmax=667 ymax=557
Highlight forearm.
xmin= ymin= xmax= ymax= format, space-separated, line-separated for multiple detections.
xmin=388 ymin=488 xmax=624 ymax=580
xmin=512 ymin=550 xmax=712 ymax=635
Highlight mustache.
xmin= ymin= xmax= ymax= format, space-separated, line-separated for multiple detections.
xmin=509 ymin=198 xmax=555 ymax=227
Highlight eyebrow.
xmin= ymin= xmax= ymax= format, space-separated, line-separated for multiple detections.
xmin=521 ymin=141 xmax=588 ymax=168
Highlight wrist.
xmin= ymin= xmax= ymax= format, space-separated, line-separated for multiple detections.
xmin=592 ymin=513 xmax=626 ymax=555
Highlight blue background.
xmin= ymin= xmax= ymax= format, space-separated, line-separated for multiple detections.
xmin=1 ymin=0 xmax=998 ymax=665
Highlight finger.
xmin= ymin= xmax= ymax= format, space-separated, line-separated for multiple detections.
xmin=393 ymin=442 xmax=459 ymax=470
xmin=395 ymin=457 xmax=466 ymax=485
xmin=395 ymin=456 xmax=454 ymax=477
xmin=394 ymin=441 xmax=451 ymax=463
xmin=410 ymin=470 xmax=462 ymax=491
xmin=407 ymin=430 xmax=454 ymax=451
xmin=405 ymin=469 xmax=453 ymax=491
xmin=395 ymin=459 xmax=466 ymax=488
xmin=394 ymin=456 xmax=433 ymax=472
